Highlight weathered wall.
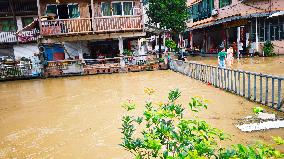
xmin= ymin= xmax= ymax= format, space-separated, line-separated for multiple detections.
xmin=258 ymin=41 xmax=284 ymax=55
xmin=64 ymin=41 xmax=90 ymax=59
xmin=13 ymin=43 xmax=39 ymax=60
xmin=39 ymin=0 xmax=90 ymax=18
xmin=187 ymin=0 xmax=284 ymax=28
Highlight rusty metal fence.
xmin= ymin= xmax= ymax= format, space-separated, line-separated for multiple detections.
xmin=170 ymin=60 xmax=284 ymax=112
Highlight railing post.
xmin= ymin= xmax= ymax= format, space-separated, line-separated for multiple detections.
xmin=231 ymin=70 xmax=233 ymax=91
xmin=265 ymin=76 xmax=269 ymax=105
xmin=234 ymin=70 xmax=237 ymax=93
xmin=238 ymin=71 xmax=241 ymax=95
xmin=260 ymin=75 xmax=263 ymax=103
xmin=243 ymin=72 xmax=245 ymax=97
xmin=271 ymin=78 xmax=275 ymax=108
xmin=253 ymin=74 xmax=256 ymax=101
xmin=277 ymin=79 xmax=282 ymax=109
xmin=248 ymin=72 xmax=251 ymax=99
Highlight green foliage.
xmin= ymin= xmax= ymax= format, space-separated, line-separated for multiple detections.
xmin=123 ymin=49 xmax=133 ymax=56
xmin=146 ymin=0 xmax=189 ymax=33
xmin=165 ymin=39 xmax=177 ymax=50
xmin=272 ymin=136 xmax=284 ymax=145
xmin=122 ymin=100 xmax=136 ymax=111
xmin=120 ymin=89 xmax=284 ymax=158
xmin=263 ymin=41 xmax=275 ymax=57
xmin=252 ymin=106 xmax=264 ymax=114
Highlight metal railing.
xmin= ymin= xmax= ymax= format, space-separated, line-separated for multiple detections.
xmin=170 ymin=59 xmax=284 ymax=111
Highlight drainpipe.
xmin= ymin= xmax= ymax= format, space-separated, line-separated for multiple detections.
xmin=255 ymin=17 xmax=259 ymax=52
xmin=91 ymin=0 xmax=95 ymax=32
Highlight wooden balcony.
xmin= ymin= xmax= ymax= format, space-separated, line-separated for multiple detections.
xmin=41 ymin=18 xmax=93 ymax=36
xmin=0 ymin=29 xmax=39 ymax=43
xmin=40 ymin=15 xmax=143 ymax=36
xmin=0 ymin=32 xmax=17 ymax=43
xmin=94 ymin=15 xmax=142 ymax=33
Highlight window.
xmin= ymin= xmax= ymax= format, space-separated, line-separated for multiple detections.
xmin=249 ymin=16 xmax=284 ymax=42
xmin=102 ymin=2 xmax=111 ymax=16
xmin=123 ymin=2 xmax=133 ymax=15
xmin=101 ymin=1 xmax=134 ymax=16
xmin=191 ymin=0 xmax=213 ymax=22
xmin=219 ymin=0 xmax=232 ymax=8
xmin=0 ymin=18 xmax=16 ymax=32
xmin=22 ymin=17 xmax=34 ymax=28
xmin=45 ymin=4 xmax=80 ymax=19
xmin=68 ymin=4 xmax=80 ymax=18
xmin=112 ymin=2 xmax=122 ymax=15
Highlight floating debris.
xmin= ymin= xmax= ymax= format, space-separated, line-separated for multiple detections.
xmin=236 ymin=113 xmax=284 ymax=132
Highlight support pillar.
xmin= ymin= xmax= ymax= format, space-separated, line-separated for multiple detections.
xmin=237 ymin=27 xmax=241 ymax=59
xmin=118 ymin=36 xmax=124 ymax=55
xmin=255 ymin=17 xmax=259 ymax=52
xmin=190 ymin=31 xmax=193 ymax=50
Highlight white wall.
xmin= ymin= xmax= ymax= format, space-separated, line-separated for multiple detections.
xmin=13 ymin=43 xmax=39 ymax=60
xmin=64 ymin=41 xmax=90 ymax=59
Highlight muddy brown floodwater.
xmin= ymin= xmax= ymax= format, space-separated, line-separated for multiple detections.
xmin=0 ymin=71 xmax=283 ymax=158
xmin=187 ymin=56 xmax=284 ymax=76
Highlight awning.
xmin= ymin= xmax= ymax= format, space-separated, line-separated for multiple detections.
xmin=188 ymin=11 xmax=278 ymax=31
xmin=16 ymin=19 xmax=39 ymax=34
xmin=269 ymin=11 xmax=284 ymax=18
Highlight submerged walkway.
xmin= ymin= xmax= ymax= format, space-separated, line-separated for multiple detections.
xmin=0 ymin=71 xmax=283 ymax=158
xmin=170 ymin=59 xmax=284 ymax=112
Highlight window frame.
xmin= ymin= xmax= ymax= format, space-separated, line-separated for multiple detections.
xmin=101 ymin=1 xmax=134 ymax=17
xmin=45 ymin=3 xmax=80 ymax=19
xmin=219 ymin=0 xmax=232 ymax=9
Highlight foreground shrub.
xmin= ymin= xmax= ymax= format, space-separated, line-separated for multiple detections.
xmin=120 ymin=89 xmax=284 ymax=159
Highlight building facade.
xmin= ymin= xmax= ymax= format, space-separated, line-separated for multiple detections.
xmin=0 ymin=0 xmax=41 ymax=79
xmin=187 ymin=0 xmax=284 ymax=55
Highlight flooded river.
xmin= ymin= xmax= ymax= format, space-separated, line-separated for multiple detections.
xmin=187 ymin=56 xmax=284 ymax=76
xmin=0 ymin=71 xmax=283 ymax=158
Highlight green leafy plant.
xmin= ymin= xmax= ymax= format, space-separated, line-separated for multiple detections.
xmin=253 ymin=106 xmax=264 ymax=114
xmin=263 ymin=41 xmax=275 ymax=57
xmin=123 ymin=49 xmax=133 ymax=56
xmin=120 ymin=89 xmax=284 ymax=159
xmin=165 ymin=39 xmax=177 ymax=51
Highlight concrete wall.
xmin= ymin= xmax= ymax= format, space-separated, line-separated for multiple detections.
xmin=64 ymin=41 xmax=90 ymax=59
xmin=187 ymin=0 xmax=284 ymax=28
xmin=13 ymin=43 xmax=39 ymax=60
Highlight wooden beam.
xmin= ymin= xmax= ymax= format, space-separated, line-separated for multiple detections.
xmin=91 ymin=0 xmax=95 ymax=32
xmin=37 ymin=0 xmax=42 ymax=37
xmin=8 ymin=0 xmax=18 ymax=43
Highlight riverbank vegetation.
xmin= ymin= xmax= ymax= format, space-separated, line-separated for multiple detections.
xmin=120 ymin=89 xmax=284 ymax=159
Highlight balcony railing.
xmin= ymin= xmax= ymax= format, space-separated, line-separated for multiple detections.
xmin=94 ymin=15 xmax=142 ymax=32
xmin=0 ymin=30 xmax=39 ymax=43
xmin=41 ymin=18 xmax=92 ymax=36
xmin=40 ymin=15 xmax=143 ymax=36
xmin=0 ymin=32 xmax=17 ymax=43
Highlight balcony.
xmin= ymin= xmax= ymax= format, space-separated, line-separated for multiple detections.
xmin=41 ymin=18 xmax=93 ymax=36
xmin=0 ymin=29 xmax=39 ymax=43
xmin=40 ymin=15 xmax=143 ymax=36
xmin=94 ymin=15 xmax=142 ymax=33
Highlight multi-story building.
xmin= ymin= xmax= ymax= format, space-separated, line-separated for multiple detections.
xmin=187 ymin=0 xmax=284 ymax=55
xmin=38 ymin=0 xmax=145 ymax=60
xmin=0 ymin=0 xmax=41 ymax=78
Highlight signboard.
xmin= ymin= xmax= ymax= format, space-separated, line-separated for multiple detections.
xmin=223 ymin=19 xmax=248 ymax=28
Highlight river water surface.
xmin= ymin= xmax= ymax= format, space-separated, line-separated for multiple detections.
xmin=0 ymin=71 xmax=283 ymax=158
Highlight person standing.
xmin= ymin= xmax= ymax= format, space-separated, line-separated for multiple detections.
xmin=226 ymin=45 xmax=234 ymax=67
xmin=218 ymin=47 xmax=227 ymax=68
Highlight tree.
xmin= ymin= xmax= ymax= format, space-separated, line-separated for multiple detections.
xmin=146 ymin=0 xmax=189 ymax=34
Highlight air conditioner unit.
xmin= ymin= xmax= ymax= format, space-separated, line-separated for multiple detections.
xmin=211 ymin=9 xmax=219 ymax=16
